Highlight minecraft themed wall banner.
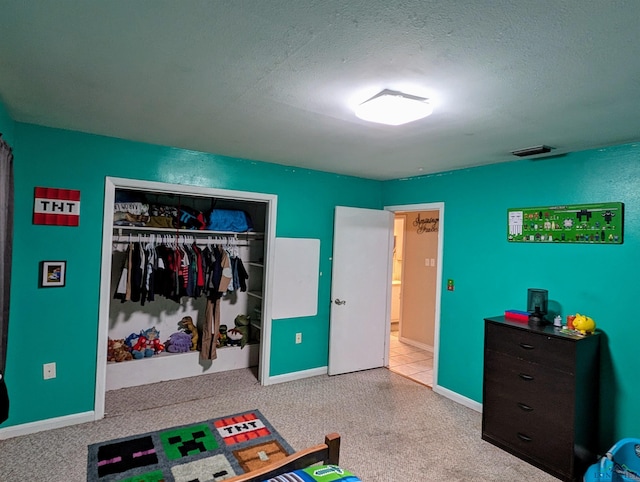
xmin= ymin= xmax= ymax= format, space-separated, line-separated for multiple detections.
xmin=33 ymin=186 xmax=81 ymax=226
xmin=507 ymin=202 xmax=623 ymax=244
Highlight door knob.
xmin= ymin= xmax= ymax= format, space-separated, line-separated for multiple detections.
xmin=334 ymin=299 xmax=347 ymax=305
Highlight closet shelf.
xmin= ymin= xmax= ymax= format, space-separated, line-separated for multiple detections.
xmin=106 ymin=343 xmax=260 ymax=365
xmin=113 ymin=225 xmax=264 ymax=238
xmin=106 ymin=343 xmax=260 ymax=390
xmin=107 ymin=349 xmax=195 ymax=364
xmin=248 ymin=291 xmax=263 ymax=300
xmin=248 ymin=262 xmax=264 ymax=268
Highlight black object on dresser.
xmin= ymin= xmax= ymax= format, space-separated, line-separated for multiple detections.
xmin=482 ymin=316 xmax=600 ymax=482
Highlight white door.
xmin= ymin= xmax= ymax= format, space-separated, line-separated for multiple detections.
xmin=328 ymin=206 xmax=394 ymax=375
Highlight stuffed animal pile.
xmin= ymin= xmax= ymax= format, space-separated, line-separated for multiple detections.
xmin=165 ymin=316 xmax=200 ymax=352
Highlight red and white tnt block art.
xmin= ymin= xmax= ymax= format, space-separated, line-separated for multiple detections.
xmin=33 ymin=187 xmax=81 ymax=226
xmin=214 ymin=412 xmax=271 ymax=445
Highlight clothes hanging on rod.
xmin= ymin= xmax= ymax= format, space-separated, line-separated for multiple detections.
xmin=113 ymin=238 xmax=249 ymax=306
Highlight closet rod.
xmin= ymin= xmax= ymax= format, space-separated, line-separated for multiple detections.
xmin=112 ymin=235 xmax=251 ymax=247
xmin=113 ymin=226 xmax=263 ymax=240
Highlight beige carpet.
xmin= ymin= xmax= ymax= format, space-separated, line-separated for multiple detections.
xmin=0 ymin=367 xmax=558 ymax=481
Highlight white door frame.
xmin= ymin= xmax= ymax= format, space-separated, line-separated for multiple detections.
xmin=384 ymin=202 xmax=444 ymax=389
xmin=93 ymin=177 xmax=278 ymax=420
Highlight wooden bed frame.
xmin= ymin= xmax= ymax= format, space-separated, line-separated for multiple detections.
xmin=224 ymin=433 xmax=341 ymax=482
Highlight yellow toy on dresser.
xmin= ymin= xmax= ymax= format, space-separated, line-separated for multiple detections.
xmin=572 ymin=313 xmax=596 ymax=335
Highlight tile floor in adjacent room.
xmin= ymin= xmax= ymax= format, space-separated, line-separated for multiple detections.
xmin=388 ymin=331 xmax=434 ymax=387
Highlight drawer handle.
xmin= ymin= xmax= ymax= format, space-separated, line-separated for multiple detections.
xmin=517 ymin=432 xmax=532 ymax=442
xmin=519 ymin=373 xmax=534 ymax=381
xmin=519 ymin=342 xmax=534 ymax=350
xmin=517 ymin=402 xmax=534 ymax=412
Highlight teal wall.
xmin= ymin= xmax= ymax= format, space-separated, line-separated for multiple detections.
xmin=382 ymin=143 xmax=640 ymax=450
xmin=3 ymin=122 xmax=382 ymax=427
xmin=2 ymin=97 xmax=638 ymax=450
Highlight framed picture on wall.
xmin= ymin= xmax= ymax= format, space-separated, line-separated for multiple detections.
xmin=40 ymin=260 xmax=66 ymax=288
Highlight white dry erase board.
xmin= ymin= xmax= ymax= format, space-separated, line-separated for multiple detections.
xmin=271 ymin=237 xmax=320 ymax=319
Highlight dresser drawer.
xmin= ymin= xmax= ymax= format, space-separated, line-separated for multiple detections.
xmin=484 ymin=351 xmax=574 ymax=409
xmin=482 ymin=381 xmax=573 ymax=438
xmin=482 ymin=412 xmax=573 ymax=478
xmin=485 ymin=321 xmax=575 ymax=373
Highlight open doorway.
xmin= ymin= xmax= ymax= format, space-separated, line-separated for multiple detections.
xmin=384 ymin=203 xmax=443 ymax=388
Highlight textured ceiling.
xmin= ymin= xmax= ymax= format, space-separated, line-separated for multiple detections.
xmin=1 ymin=1 xmax=640 ymax=180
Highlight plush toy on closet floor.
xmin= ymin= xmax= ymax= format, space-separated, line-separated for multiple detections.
xmin=107 ymin=338 xmax=133 ymax=362
xmin=227 ymin=314 xmax=250 ymax=348
xmin=178 ymin=316 xmax=199 ymax=351
xmin=125 ymin=332 xmax=139 ymax=352
xmin=217 ymin=324 xmax=228 ymax=347
xmin=129 ymin=327 xmax=165 ymax=359
xmin=165 ymin=331 xmax=192 ymax=353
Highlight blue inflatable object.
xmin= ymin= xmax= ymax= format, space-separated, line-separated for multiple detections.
xmin=207 ymin=209 xmax=253 ymax=232
xmin=584 ymin=438 xmax=640 ymax=481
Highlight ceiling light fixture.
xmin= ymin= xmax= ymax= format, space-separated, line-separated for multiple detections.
xmin=355 ymin=89 xmax=433 ymax=126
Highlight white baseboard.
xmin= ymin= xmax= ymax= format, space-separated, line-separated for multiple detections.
xmin=0 ymin=411 xmax=96 ymax=440
xmin=264 ymin=366 xmax=327 ymax=385
xmin=397 ymin=336 xmax=433 ymax=353
xmin=432 ymin=384 xmax=482 ymax=413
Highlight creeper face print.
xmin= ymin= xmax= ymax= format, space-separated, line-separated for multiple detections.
xmin=159 ymin=424 xmax=218 ymax=460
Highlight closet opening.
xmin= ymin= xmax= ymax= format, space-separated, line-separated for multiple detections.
xmin=94 ymin=177 xmax=277 ymax=420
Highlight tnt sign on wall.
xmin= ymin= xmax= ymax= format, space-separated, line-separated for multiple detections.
xmin=33 ymin=187 xmax=81 ymax=226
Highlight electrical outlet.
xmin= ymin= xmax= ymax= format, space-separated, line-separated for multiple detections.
xmin=43 ymin=362 xmax=56 ymax=380
xmin=295 ymin=333 xmax=302 ymax=344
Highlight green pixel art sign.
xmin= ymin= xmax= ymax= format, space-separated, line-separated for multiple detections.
xmin=507 ymin=202 xmax=624 ymax=244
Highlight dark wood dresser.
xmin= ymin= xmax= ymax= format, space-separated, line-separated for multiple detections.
xmin=482 ymin=316 xmax=600 ymax=481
